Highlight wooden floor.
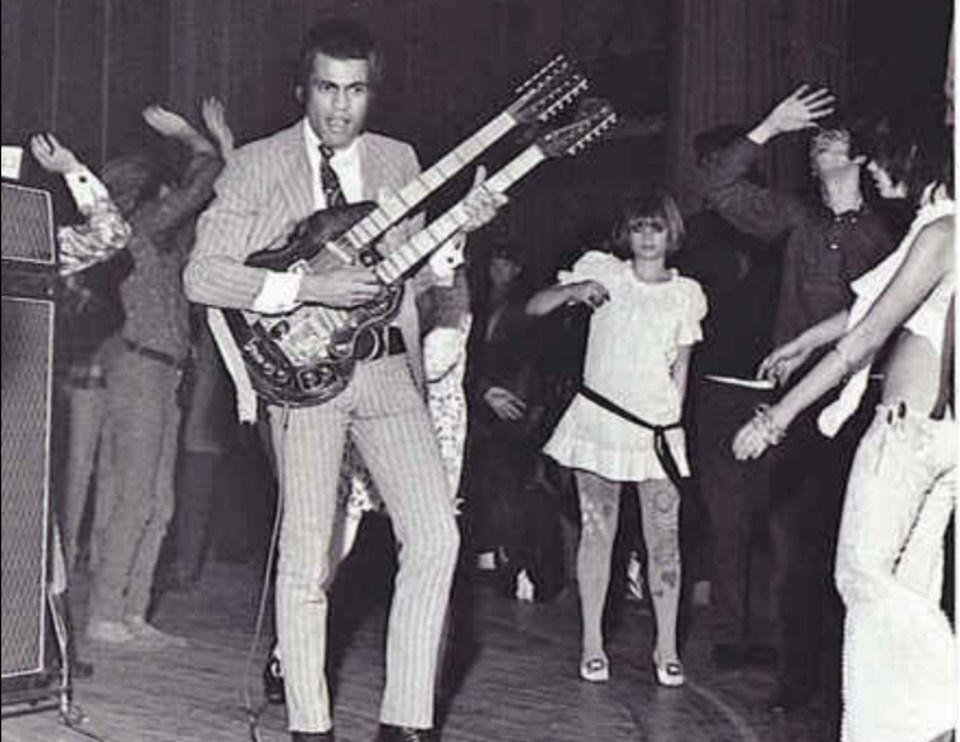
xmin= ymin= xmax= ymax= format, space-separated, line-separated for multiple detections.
xmin=1 ymin=524 xmax=837 ymax=742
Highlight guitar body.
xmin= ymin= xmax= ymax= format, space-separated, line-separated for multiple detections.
xmin=222 ymin=201 xmax=406 ymax=408
xmin=246 ymin=201 xmax=378 ymax=271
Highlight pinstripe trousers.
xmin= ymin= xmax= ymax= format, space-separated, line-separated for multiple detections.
xmin=270 ymin=355 xmax=460 ymax=733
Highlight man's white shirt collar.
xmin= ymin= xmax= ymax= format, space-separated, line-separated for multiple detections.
xmin=302 ymin=119 xmax=363 ymax=208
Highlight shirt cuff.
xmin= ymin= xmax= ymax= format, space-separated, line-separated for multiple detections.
xmin=252 ymin=271 xmax=303 ymax=314
xmin=64 ymin=167 xmax=109 ymax=210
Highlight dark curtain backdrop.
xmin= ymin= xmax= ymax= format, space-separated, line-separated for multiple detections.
xmin=2 ymin=0 xmax=673 ymax=277
xmin=2 ymin=0 xmax=951 ymax=276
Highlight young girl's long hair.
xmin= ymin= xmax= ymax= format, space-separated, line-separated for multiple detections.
xmin=610 ymin=188 xmax=685 ymax=259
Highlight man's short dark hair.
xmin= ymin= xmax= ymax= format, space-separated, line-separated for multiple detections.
xmin=298 ymin=19 xmax=383 ymax=90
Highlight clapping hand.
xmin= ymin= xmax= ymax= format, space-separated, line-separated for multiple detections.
xmin=29 ymin=133 xmax=82 ymax=175
xmin=201 ymin=97 xmax=234 ymax=155
xmin=143 ymin=104 xmax=197 ymax=140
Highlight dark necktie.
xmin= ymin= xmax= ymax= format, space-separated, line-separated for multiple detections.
xmin=319 ymin=144 xmax=346 ymax=208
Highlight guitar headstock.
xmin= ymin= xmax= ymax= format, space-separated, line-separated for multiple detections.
xmin=536 ymin=101 xmax=618 ymax=159
xmin=508 ymin=54 xmax=589 ymax=125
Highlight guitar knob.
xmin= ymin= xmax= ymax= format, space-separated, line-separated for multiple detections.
xmin=269 ymin=321 xmax=289 ymax=339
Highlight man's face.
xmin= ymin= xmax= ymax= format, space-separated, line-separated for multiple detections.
xmin=809 ymin=130 xmax=860 ymax=180
xmin=302 ymin=52 xmax=371 ymax=150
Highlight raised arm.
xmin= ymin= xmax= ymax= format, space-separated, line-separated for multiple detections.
xmin=133 ymin=104 xmax=223 ymax=238
xmin=201 ymin=97 xmax=235 ymax=158
xmin=704 ymin=85 xmax=835 ymax=241
xmin=30 ymin=133 xmax=131 ymax=275
xmin=734 ymin=216 xmax=954 ymax=459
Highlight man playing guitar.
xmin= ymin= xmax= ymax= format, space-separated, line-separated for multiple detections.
xmin=184 ymin=19 xmax=503 ymax=742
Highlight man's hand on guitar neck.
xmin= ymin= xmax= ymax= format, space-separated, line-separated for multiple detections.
xmin=297 ymin=265 xmax=383 ymax=308
xmin=460 ymin=166 xmax=509 ymax=234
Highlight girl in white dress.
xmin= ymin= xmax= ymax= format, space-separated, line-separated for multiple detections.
xmin=733 ymin=121 xmax=955 ymax=742
xmin=527 ymin=190 xmax=707 ymax=686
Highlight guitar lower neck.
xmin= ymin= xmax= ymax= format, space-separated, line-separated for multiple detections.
xmin=376 ymin=145 xmax=547 ymax=285
xmin=341 ymin=112 xmax=516 ymax=253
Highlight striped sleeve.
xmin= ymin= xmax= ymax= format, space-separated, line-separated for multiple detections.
xmin=183 ymin=149 xmax=277 ymax=310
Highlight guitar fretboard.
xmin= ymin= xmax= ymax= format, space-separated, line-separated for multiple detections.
xmin=328 ymin=111 xmax=517 ymax=260
xmin=376 ymin=145 xmax=547 ymax=285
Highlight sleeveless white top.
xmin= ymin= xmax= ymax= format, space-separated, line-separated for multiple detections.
xmin=819 ymin=195 xmax=955 ymax=437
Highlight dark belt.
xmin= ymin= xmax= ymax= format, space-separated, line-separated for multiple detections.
xmin=122 ymin=337 xmax=188 ymax=371
xmin=362 ymin=325 xmax=406 ymax=362
xmin=580 ymin=385 xmax=685 ymax=487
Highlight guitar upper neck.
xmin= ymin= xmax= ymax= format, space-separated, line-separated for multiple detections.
xmin=376 ymin=145 xmax=547 ymax=285
xmin=335 ymin=111 xmax=517 ymax=255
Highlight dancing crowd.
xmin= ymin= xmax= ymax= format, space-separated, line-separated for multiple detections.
xmin=34 ymin=17 xmax=954 ymax=742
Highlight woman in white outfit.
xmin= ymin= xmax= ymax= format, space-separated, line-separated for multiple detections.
xmin=732 ymin=119 xmax=955 ymax=742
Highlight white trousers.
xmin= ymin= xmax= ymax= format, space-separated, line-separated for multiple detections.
xmin=835 ymin=404 xmax=957 ymax=742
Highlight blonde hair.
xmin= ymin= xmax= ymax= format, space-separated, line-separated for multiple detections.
xmin=611 ymin=189 xmax=685 ymax=257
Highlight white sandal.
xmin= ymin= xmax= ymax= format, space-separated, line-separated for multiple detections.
xmin=579 ymin=654 xmax=610 ymax=683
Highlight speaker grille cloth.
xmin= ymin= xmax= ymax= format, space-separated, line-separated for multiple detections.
xmin=1 ymin=298 xmax=53 ymax=677
xmin=1 ymin=183 xmax=55 ymax=263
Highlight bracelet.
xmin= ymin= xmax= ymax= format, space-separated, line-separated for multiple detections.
xmin=752 ymin=404 xmax=786 ymax=446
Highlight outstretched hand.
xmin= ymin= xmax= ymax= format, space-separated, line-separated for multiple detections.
xmin=757 ymin=341 xmax=813 ymax=387
xmin=484 ymin=386 xmax=527 ymax=421
xmin=570 ymin=280 xmax=610 ymax=309
xmin=731 ymin=416 xmax=772 ymax=460
xmin=201 ymin=97 xmax=234 ymax=155
xmin=731 ymin=404 xmax=787 ymax=461
xmin=143 ymin=104 xmax=197 ymax=140
xmin=29 ymin=133 xmax=82 ymax=175
xmin=460 ymin=166 xmax=509 ymax=234
xmin=763 ymin=84 xmax=836 ymax=137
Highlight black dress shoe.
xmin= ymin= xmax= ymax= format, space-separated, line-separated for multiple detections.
xmin=375 ymin=724 xmax=438 ymax=742
xmin=767 ymin=683 xmax=815 ymax=713
xmin=263 ymin=655 xmax=286 ymax=705
xmin=291 ymin=731 xmax=334 ymax=741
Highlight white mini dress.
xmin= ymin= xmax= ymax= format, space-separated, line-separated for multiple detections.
xmin=543 ymin=251 xmax=707 ymax=483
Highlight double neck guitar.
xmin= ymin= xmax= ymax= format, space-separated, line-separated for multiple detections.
xmin=223 ymin=60 xmax=616 ymax=407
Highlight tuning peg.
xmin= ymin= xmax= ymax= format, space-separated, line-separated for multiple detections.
xmin=536 ymin=80 xmax=589 ymax=122
xmin=515 ymin=54 xmax=567 ymax=94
